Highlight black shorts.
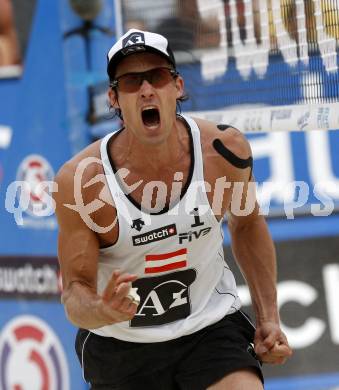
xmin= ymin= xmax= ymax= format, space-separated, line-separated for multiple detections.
xmin=75 ymin=310 xmax=263 ymax=390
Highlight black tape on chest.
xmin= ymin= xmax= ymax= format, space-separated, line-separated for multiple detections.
xmin=213 ymin=138 xmax=253 ymax=170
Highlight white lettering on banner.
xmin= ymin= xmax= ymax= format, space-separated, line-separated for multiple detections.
xmin=295 ymin=0 xmax=309 ymax=65
xmin=196 ymin=0 xmax=337 ymax=80
xmin=237 ymin=267 xmax=339 ymax=349
xmin=313 ymin=0 xmax=338 ymax=72
xmin=238 ymin=281 xmax=325 ymax=349
xmin=306 ymin=131 xmax=339 ymax=199
xmin=197 ymin=0 xmax=228 ymax=80
xmin=323 ymin=264 xmax=339 ymax=344
xmin=250 ymin=132 xmax=294 ymax=205
xmin=0 ymin=264 xmax=59 ymax=295
xmin=229 ymin=0 xmax=270 ymax=79
xmin=278 ymin=281 xmax=325 ymax=349
xmin=187 ymin=103 xmax=339 ymax=133
xmin=188 ymin=107 xmax=339 ymax=214
xmin=302 ymin=72 xmax=324 ymax=102
xmin=271 ymin=0 xmax=298 ymax=66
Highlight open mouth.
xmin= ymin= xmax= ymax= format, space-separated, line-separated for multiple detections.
xmin=142 ymin=108 xmax=160 ymax=128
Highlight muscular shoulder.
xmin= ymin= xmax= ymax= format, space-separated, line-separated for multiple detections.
xmin=54 ymin=140 xmax=103 ymax=204
xmin=55 ymin=140 xmax=101 ymax=181
xmin=54 ymin=138 xmax=116 ymax=243
xmin=193 ymin=117 xmax=252 ymax=173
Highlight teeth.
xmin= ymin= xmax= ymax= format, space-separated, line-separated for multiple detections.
xmin=142 ymin=106 xmax=157 ymax=111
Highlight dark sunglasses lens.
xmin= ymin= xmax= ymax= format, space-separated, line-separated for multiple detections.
xmin=150 ymin=68 xmax=173 ymax=88
xmin=117 ymin=68 xmax=175 ymax=92
xmin=119 ymin=74 xmax=142 ymax=92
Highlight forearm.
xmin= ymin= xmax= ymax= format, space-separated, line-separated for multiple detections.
xmin=62 ymin=282 xmax=109 ymax=329
xmin=230 ymin=215 xmax=280 ymax=324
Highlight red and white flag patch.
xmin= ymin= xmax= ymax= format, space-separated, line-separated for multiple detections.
xmin=145 ymin=248 xmax=187 ymax=274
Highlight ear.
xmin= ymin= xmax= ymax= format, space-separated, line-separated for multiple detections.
xmin=108 ymin=88 xmax=120 ymax=108
xmin=175 ymin=75 xmax=184 ymax=99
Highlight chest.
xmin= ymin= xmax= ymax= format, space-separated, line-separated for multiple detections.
xmin=118 ymin=158 xmax=231 ymax=213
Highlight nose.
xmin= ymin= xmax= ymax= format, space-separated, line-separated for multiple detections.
xmin=140 ymin=79 xmax=154 ymax=98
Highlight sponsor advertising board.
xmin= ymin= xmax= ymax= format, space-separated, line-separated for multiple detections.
xmin=225 ymin=235 xmax=339 ymax=386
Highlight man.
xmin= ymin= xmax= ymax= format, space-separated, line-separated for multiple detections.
xmin=54 ymin=29 xmax=292 ymax=390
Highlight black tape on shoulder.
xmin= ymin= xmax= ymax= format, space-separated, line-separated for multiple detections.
xmin=213 ymin=138 xmax=253 ymax=173
xmin=217 ymin=124 xmax=231 ymax=131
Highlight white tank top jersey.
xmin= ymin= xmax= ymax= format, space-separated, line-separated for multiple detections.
xmin=92 ymin=114 xmax=241 ymax=342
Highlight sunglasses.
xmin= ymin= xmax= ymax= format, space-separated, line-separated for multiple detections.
xmin=111 ymin=67 xmax=178 ymax=93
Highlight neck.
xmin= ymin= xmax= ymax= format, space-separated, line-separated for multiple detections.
xmin=117 ymin=118 xmax=189 ymax=171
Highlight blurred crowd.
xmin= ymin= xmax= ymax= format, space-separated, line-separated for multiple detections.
xmin=122 ymin=0 xmax=339 ymax=53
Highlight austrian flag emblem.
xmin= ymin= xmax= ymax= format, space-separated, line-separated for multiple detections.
xmin=145 ymin=248 xmax=187 ymax=274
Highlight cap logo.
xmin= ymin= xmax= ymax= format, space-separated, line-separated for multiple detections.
xmin=122 ymin=32 xmax=145 ymax=48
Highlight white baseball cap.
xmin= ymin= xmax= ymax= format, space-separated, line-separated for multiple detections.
xmin=107 ymin=29 xmax=176 ymax=78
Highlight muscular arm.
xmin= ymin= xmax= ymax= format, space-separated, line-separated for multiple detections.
xmin=54 ymin=161 xmax=137 ymax=329
xmin=229 ymin=195 xmax=292 ymax=362
xmin=228 ymin=200 xmax=279 ymax=323
xmin=215 ymin=127 xmax=292 ymax=363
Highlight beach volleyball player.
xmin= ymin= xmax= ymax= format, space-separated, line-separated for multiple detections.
xmin=54 ymin=29 xmax=292 ymax=389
